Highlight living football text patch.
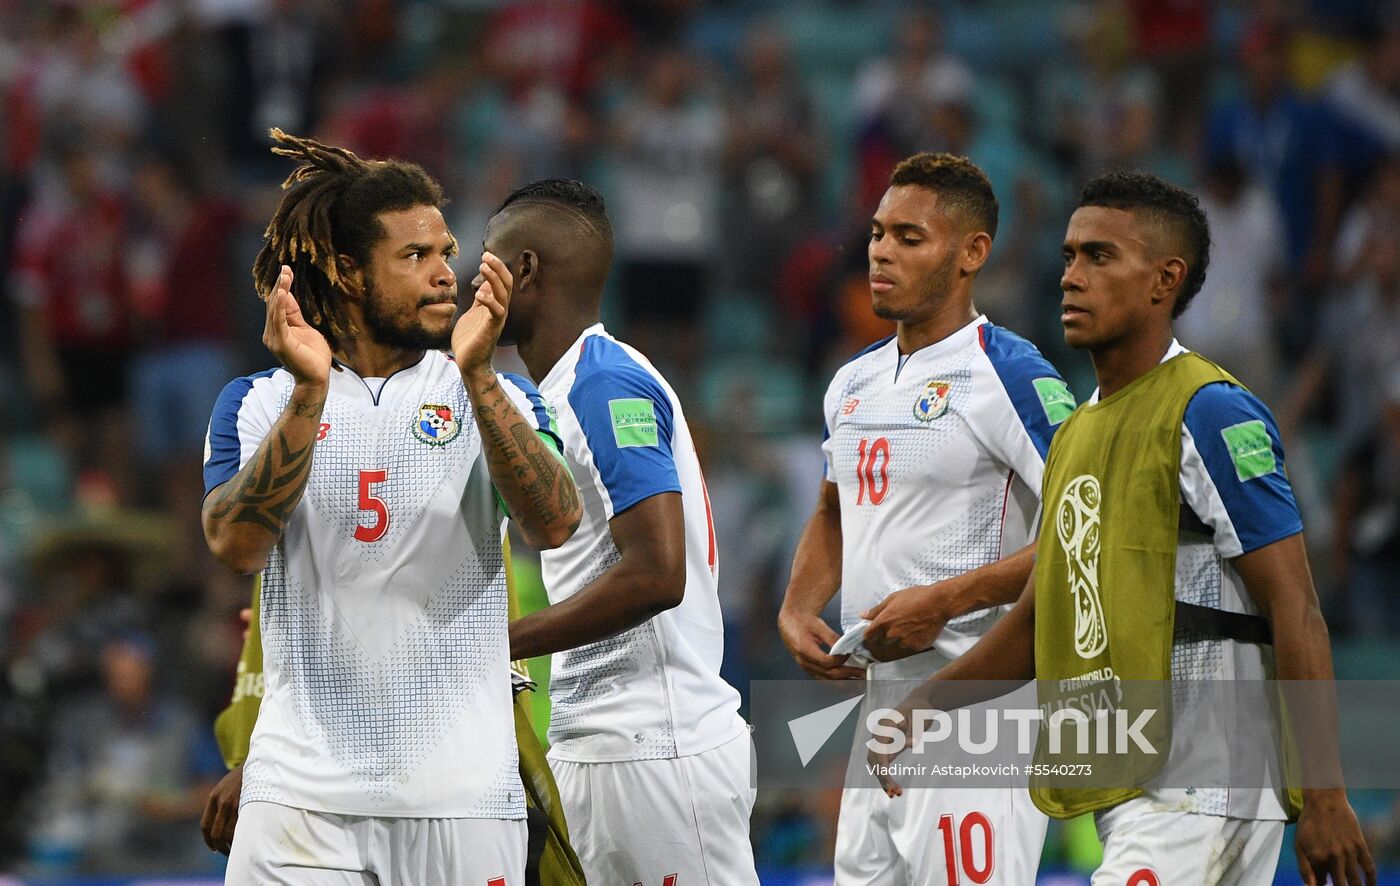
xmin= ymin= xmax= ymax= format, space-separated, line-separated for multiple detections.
xmin=1033 ymin=377 xmax=1076 ymax=425
xmin=1221 ymin=419 xmax=1276 ymax=481
xmin=608 ymin=398 xmax=659 ymax=448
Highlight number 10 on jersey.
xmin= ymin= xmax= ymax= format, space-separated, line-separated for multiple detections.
xmin=855 ymin=437 xmax=891 ymax=506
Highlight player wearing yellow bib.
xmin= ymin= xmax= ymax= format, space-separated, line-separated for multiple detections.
xmin=875 ymin=171 xmax=1374 ymax=886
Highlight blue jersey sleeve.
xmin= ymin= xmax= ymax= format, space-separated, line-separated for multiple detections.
xmin=1182 ymin=382 xmax=1302 ymax=556
xmin=978 ymin=323 xmax=1074 ymax=463
xmin=569 ymin=363 xmax=682 ymax=518
xmin=203 ymin=369 xmax=278 ymax=497
xmin=499 ymin=371 xmax=564 ymax=456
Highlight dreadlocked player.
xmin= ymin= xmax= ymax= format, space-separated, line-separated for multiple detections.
xmin=201 ymin=130 xmax=581 ymax=885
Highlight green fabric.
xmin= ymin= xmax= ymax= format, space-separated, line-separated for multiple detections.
xmin=1031 ymin=352 xmax=1234 ymax=818
xmin=515 ymin=695 xmax=588 ymax=885
xmin=506 ymin=533 xmax=589 ymax=885
xmin=214 ymin=575 xmax=262 ymax=770
xmin=508 ymin=552 xmax=555 ymax=745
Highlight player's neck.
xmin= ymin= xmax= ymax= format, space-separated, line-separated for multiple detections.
xmin=895 ymin=299 xmax=978 ymax=355
xmin=516 ymin=316 xmax=597 ymax=383
xmin=336 ymin=340 xmax=427 ymax=379
xmin=1091 ymin=326 xmax=1174 ymax=399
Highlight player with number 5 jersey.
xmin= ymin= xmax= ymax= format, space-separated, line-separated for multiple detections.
xmin=780 ymin=154 xmax=1070 ymax=885
xmin=201 ymin=132 xmax=580 ymax=886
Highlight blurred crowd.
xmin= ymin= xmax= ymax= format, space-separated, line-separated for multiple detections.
xmin=1 ymin=0 xmax=1399 ymax=877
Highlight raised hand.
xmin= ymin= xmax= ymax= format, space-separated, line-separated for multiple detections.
xmin=262 ymin=265 xmax=332 ymax=387
xmin=453 ymin=252 xmax=513 ymax=379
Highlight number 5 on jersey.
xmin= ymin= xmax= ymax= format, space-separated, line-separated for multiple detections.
xmin=855 ymin=437 xmax=891 ymax=506
xmin=355 ymin=469 xmax=389 ymax=542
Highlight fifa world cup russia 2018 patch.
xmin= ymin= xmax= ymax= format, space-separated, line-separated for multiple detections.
xmin=413 ymin=403 xmax=460 ymax=446
xmin=913 ymin=378 xmax=951 ymax=421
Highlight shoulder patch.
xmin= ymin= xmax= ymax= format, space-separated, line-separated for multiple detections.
xmin=1033 ymin=377 xmax=1076 ymax=425
xmin=1221 ymin=419 xmax=1276 ymax=481
xmin=608 ymin=398 xmax=659 ymax=448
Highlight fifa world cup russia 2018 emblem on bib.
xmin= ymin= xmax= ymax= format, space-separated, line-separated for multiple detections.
xmin=913 ymin=378 xmax=951 ymax=422
xmin=413 ymin=403 xmax=460 ymax=446
xmin=1057 ymin=473 xmax=1108 ymax=659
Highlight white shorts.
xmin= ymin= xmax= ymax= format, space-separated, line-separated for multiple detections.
xmin=549 ymin=731 xmax=759 ymax=886
xmin=1092 ymin=797 xmax=1284 ymax=886
xmin=226 ymin=801 xmax=526 ymax=886
xmin=834 ymin=787 xmax=1046 ymax=885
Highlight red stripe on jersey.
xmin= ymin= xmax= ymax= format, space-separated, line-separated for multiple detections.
xmin=997 ymin=470 xmax=1013 ymax=554
xmin=700 ymin=469 xmax=717 ymax=572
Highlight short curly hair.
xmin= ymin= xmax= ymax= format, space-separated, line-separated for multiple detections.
xmin=1078 ymin=171 xmax=1211 ymax=318
xmin=890 ymin=152 xmax=999 ymax=239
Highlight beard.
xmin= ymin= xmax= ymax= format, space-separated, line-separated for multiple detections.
xmin=872 ymin=251 xmax=958 ymax=322
xmin=361 ymin=278 xmax=453 ymax=351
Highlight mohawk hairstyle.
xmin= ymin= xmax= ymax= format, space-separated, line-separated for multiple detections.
xmin=890 ymin=152 xmax=999 ymax=239
xmin=1078 ymin=171 xmax=1211 ymax=318
xmin=494 ymin=178 xmax=613 ymax=243
xmin=252 ymin=128 xmax=445 ymax=351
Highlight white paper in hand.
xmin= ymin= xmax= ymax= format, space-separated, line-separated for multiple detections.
xmin=828 ymin=620 xmax=873 ymax=668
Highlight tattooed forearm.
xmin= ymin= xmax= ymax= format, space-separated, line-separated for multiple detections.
xmin=511 ymin=423 xmax=581 ymax=522
xmin=292 ymin=398 xmax=325 ymax=418
xmin=203 ymin=384 xmax=326 ymax=571
xmin=466 ymin=373 xmax=581 ymax=547
xmin=207 ymin=431 xmax=314 ymax=532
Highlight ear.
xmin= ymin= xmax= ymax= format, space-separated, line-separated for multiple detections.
xmin=1155 ymin=256 xmax=1188 ymax=309
xmin=516 ymin=250 xmax=538 ymax=291
xmin=337 ymin=254 xmax=365 ymax=301
xmin=960 ymin=230 xmax=993 ymax=276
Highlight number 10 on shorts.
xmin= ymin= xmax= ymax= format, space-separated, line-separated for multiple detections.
xmin=630 ymin=877 xmax=677 ymax=886
xmin=938 ymin=812 xmax=994 ymax=885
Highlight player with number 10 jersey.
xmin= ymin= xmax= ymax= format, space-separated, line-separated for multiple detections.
xmin=781 ymin=153 xmax=1072 ymax=885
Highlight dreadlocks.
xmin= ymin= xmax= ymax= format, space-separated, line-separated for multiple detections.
xmin=252 ymin=129 xmax=445 ymax=352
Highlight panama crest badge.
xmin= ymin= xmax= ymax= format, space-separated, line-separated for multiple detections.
xmin=913 ymin=379 xmax=951 ymax=422
xmin=413 ymin=403 xmax=460 ymax=446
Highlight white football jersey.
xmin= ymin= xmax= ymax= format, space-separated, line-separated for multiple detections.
xmin=203 ymin=353 xmax=556 ymax=818
xmin=822 ymin=316 xmax=1072 ymax=679
xmin=537 ymin=324 xmax=746 ymax=763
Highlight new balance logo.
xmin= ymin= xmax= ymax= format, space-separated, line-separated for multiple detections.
xmin=841 ymin=398 xmax=860 ymax=415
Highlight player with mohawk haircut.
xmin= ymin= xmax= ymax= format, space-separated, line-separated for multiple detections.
xmin=484 ymin=178 xmax=758 ymax=885
xmin=201 ymin=131 xmax=581 ymax=884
